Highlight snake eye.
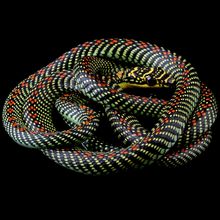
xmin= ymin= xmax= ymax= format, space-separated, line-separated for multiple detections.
xmin=147 ymin=77 xmax=157 ymax=86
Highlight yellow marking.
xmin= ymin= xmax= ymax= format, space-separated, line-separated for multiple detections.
xmin=118 ymin=82 xmax=169 ymax=89
xmin=128 ymin=67 xmax=139 ymax=77
xmin=140 ymin=68 xmax=155 ymax=80
xmin=144 ymin=67 xmax=154 ymax=75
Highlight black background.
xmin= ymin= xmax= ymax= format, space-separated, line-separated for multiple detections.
xmin=1 ymin=3 xmax=219 ymax=215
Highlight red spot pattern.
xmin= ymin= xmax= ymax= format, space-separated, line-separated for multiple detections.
xmin=21 ymin=81 xmax=28 ymax=87
xmin=189 ymin=144 xmax=194 ymax=148
xmin=121 ymin=149 xmax=129 ymax=155
xmin=95 ymin=40 xmax=102 ymax=45
xmin=181 ymin=148 xmax=187 ymax=153
xmin=142 ymin=137 xmax=152 ymax=142
xmin=88 ymin=115 xmax=95 ymax=120
xmin=33 ymin=90 xmax=38 ymax=96
xmin=38 ymin=69 xmax=46 ymax=75
xmin=82 ymin=42 xmax=91 ymax=48
xmin=47 ymin=62 xmax=54 ymax=68
xmin=162 ymin=117 xmax=169 ymax=123
xmin=138 ymin=41 xmax=148 ymax=48
xmin=39 ymin=128 xmax=45 ymax=132
xmin=172 ymin=57 xmax=178 ymax=62
xmin=64 ymin=130 xmax=72 ymax=134
xmin=141 ymin=97 xmax=149 ymax=102
xmin=110 ymin=88 xmax=117 ymax=93
xmin=80 ymin=105 xmax=87 ymax=110
xmin=123 ymin=93 xmax=130 ymax=99
xmin=11 ymin=89 xmax=21 ymax=98
xmin=152 ymin=45 xmax=160 ymax=53
xmin=37 ymin=83 xmax=45 ymax=89
xmin=12 ymin=122 xmax=18 ymax=127
xmin=192 ymin=119 xmax=197 ymax=126
xmin=109 ymin=39 xmax=118 ymax=45
xmin=120 ymin=118 xmax=125 ymax=123
xmin=124 ymin=39 xmax=134 ymax=46
xmin=183 ymin=69 xmax=190 ymax=75
xmin=178 ymin=63 xmax=185 ymax=69
xmin=19 ymin=127 xmax=25 ymax=132
xmin=8 ymin=116 xmax=16 ymax=122
xmin=162 ymin=51 xmax=171 ymax=58
xmin=28 ymin=98 xmax=37 ymax=104
xmin=196 ymin=112 xmax=202 ymax=117
xmin=30 ymin=113 xmax=37 ymax=119
xmin=76 ymin=125 xmax=83 ymax=131
xmin=108 ymin=153 xmax=116 ymax=158
xmin=98 ymin=82 xmax=107 ymax=87
xmin=83 ymin=120 xmax=90 ymax=125
xmin=29 ymin=74 xmax=36 ymax=80
xmin=151 ymin=98 xmax=158 ymax=104
xmin=71 ymin=47 xmax=78 ymax=53
xmin=46 ymin=77 xmax=53 ymax=82
xmin=74 ymin=151 xmax=81 ymax=156
xmin=28 ymin=106 xmax=36 ymax=111
xmin=155 ymin=128 xmax=161 ymax=134
xmin=7 ymin=108 xmax=14 ymax=114
xmin=59 ymin=72 xmax=66 ymax=78
xmin=58 ymin=55 xmax=66 ymax=61
xmin=168 ymin=109 xmax=176 ymax=114
xmin=97 ymin=153 xmax=104 ymax=159
xmin=131 ymin=145 xmax=138 ymax=151
xmin=8 ymin=100 xmax=15 ymax=106
xmin=63 ymin=93 xmax=71 ymax=97
xmin=84 ymin=152 xmax=92 ymax=157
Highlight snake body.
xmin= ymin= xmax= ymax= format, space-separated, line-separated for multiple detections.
xmin=2 ymin=38 xmax=217 ymax=174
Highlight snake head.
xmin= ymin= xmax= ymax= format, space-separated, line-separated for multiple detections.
xmin=118 ymin=67 xmax=174 ymax=89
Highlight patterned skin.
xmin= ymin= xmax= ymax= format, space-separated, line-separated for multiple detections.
xmin=2 ymin=39 xmax=218 ymax=174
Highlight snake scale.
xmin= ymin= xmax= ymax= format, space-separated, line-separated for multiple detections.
xmin=2 ymin=38 xmax=218 ymax=175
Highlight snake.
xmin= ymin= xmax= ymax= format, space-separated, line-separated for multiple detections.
xmin=2 ymin=38 xmax=218 ymax=175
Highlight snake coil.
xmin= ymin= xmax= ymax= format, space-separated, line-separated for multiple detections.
xmin=2 ymin=38 xmax=218 ymax=175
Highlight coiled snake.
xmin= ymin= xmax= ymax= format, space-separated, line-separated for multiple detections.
xmin=2 ymin=38 xmax=218 ymax=175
